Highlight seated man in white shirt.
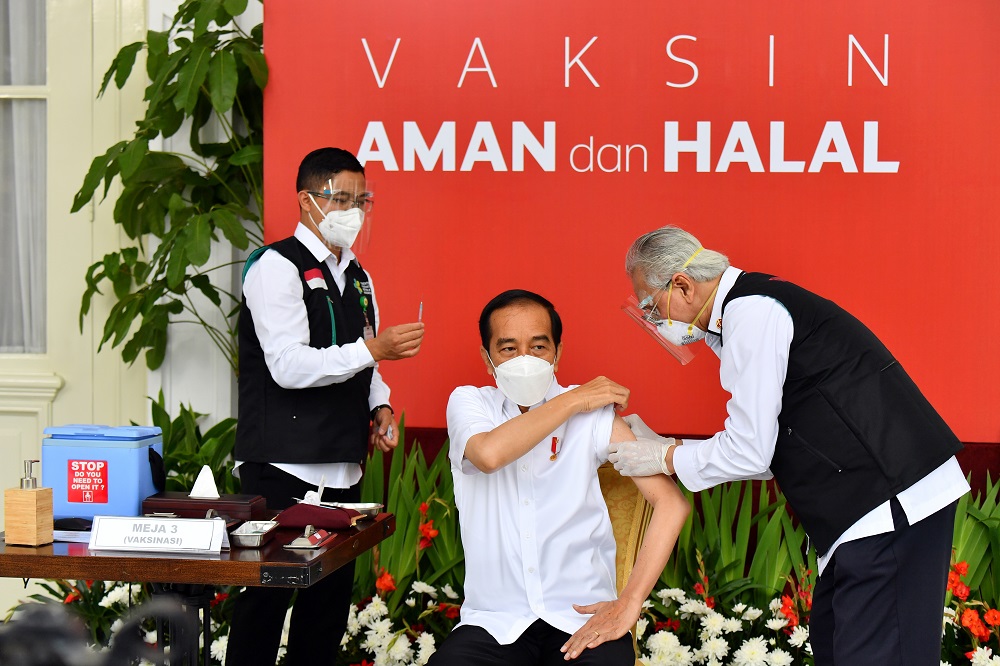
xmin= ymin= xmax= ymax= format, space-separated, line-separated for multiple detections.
xmin=429 ymin=290 xmax=690 ymax=666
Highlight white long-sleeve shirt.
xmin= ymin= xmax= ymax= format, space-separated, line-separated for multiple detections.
xmin=672 ymin=266 xmax=969 ymax=573
xmin=237 ymin=223 xmax=391 ymax=488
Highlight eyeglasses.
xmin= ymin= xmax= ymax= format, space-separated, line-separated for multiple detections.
xmin=637 ymin=285 xmax=670 ymax=324
xmin=308 ymin=190 xmax=374 ymax=213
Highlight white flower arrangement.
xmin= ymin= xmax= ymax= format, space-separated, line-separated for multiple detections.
xmin=637 ymin=594 xmax=812 ymax=666
xmin=340 ymin=582 xmax=457 ymax=666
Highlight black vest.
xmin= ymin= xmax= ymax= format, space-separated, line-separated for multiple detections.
xmin=721 ymin=272 xmax=962 ymax=554
xmin=236 ymin=237 xmax=376 ymax=464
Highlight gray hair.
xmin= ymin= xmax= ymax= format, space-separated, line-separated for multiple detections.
xmin=625 ymin=226 xmax=730 ymax=287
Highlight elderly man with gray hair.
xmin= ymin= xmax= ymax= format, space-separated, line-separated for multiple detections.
xmin=610 ymin=225 xmax=969 ymax=666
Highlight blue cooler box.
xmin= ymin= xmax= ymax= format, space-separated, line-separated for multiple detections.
xmin=41 ymin=425 xmax=163 ymax=520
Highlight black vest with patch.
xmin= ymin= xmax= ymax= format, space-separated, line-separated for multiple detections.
xmin=236 ymin=237 xmax=376 ymax=465
xmin=721 ymin=272 xmax=962 ymax=555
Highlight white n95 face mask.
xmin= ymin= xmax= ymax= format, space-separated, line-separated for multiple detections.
xmin=309 ymin=194 xmax=365 ymax=248
xmin=656 ymin=318 xmax=707 ymax=346
xmin=489 ymin=354 xmax=554 ymax=407
xmin=654 ymin=281 xmax=717 ymax=346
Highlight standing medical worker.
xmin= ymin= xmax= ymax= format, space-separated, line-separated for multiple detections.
xmin=226 ymin=147 xmax=424 ymax=666
xmin=610 ymin=225 xmax=969 ymax=666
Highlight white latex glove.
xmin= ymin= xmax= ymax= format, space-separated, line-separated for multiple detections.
xmin=622 ymin=414 xmax=665 ymax=442
xmin=609 ymin=436 xmax=676 ymax=476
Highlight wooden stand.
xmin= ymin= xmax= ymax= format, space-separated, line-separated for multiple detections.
xmin=4 ymin=487 xmax=53 ymax=546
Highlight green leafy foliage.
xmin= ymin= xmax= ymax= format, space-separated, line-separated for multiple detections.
xmin=76 ymin=0 xmax=265 ymax=374
xmin=147 ymin=390 xmax=240 ymax=494
xmin=660 ymin=480 xmax=817 ymax=610
xmin=355 ymin=421 xmax=465 ymax=618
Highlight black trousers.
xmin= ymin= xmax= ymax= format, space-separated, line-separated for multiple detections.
xmin=809 ymin=498 xmax=957 ymax=666
xmin=224 ymin=463 xmax=361 ymax=666
xmin=426 ymin=619 xmax=635 ymax=666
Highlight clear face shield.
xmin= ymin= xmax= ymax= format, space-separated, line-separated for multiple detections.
xmin=620 ymin=293 xmax=697 ymax=365
xmin=307 ymin=179 xmax=375 ymax=254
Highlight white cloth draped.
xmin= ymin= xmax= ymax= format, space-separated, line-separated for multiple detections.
xmin=0 ymin=0 xmax=47 ymax=352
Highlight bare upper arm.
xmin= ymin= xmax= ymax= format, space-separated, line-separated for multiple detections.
xmin=463 ymin=432 xmax=492 ymax=472
xmin=611 ymin=415 xmax=688 ymax=509
xmin=610 ymin=414 xmax=636 ymax=443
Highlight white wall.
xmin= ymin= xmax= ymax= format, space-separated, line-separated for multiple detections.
xmin=0 ymin=0 xmax=150 ymax=611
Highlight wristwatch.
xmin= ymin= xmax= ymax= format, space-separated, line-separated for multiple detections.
xmin=370 ymin=404 xmax=394 ymax=420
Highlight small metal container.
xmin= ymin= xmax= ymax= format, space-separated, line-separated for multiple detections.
xmin=230 ymin=520 xmax=279 ymax=548
xmin=326 ymin=502 xmax=383 ymax=519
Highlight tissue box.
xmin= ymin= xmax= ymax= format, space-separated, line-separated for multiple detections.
xmin=141 ymin=492 xmax=268 ymax=521
xmin=42 ymin=425 xmax=163 ymax=520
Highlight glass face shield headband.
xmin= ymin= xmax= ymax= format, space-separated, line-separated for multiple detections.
xmin=305 ymin=178 xmax=375 ymax=252
xmin=621 ymin=246 xmax=712 ymax=365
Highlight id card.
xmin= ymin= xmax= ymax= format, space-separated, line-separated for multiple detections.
xmin=363 ymin=325 xmax=375 ymax=341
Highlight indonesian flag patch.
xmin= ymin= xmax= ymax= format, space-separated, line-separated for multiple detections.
xmin=303 ymin=268 xmax=327 ymax=290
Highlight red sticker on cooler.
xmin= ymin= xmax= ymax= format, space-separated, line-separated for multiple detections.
xmin=67 ymin=460 xmax=109 ymax=503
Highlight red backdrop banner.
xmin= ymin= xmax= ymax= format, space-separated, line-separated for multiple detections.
xmin=264 ymin=1 xmax=1000 ymax=442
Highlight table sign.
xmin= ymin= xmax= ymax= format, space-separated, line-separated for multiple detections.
xmin=89 ymin=516 xmax=228 ymax=555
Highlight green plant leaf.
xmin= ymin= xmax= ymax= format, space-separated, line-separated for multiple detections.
xmin=99 ymin=41 xmax=143 ymax=95
xmin=190 ymin=274 xmax=222 ymax=306
xmin=207 ymin=49 xmax=238 ymax=113
xmin=72 ymin=142 xmax=127 ymax=212
xmin=212 ymin=206 xmax=250 ymax=249
xmin=174 ymin=41 xmax=212 ymax=114
xmin=186 ymin=215 xmax=213 ymax=266
xmin=119 ymin=137 xmax=150 ymax=180
xmin=131 ymin=152 xmax=188 ymax=184
xmin=146 ymin=30 xmax=169 ymax=77
xmin=166 ymin=241 xmax=189 ymax=289
xmin=223 ymin=0 xmax=248 ymax=16
xmin=194 ymin=0 xmax=222 ymax=36
xmin=233 ymin=40 xmax=268 ymax=89
xmin=230 ymin=144 xmax=263 ymax=166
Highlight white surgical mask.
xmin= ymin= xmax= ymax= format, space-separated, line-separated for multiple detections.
xmin=489 ymin=354 xmax=554 ymax=407
xmin=309 ymin=193 xmax=364 ymax=248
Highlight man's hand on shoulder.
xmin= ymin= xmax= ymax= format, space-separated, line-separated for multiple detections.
xmin=560 ymin=376 xmax=630 ymax=414
xmin=366 ymin=322 xmax=424 ymax=361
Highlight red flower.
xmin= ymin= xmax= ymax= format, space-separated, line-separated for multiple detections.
xmin=210 ymin=592 xmax=229 ymax=608
xmin=693 ymin=583 xmax=705 ymax=596
xmin=63 ymin=590 xmax=80 ymax=604
xmin=419 ymin=502 xmax=429 ymax=517
xmin=655 ymin=619 xmax=684 ymax=632
xmin=954 ymin=561 xmax=969 ymax=576
xmin=375 ymin=570 xmax=396 ymax=594
xmin=444 ymin=604 xmax=461 ymax=619
xmin=418 ymin=520 xmax=440 ymax=550
xmin=985 ymin=609 xmax=1000 ymax=627
xmin=948 ymin=570 xmax=971 ymax=601
xmin=779 ymin=595 xmax=800 ymax=629
xmin=962 ymin=608 xmax=991 ymax=642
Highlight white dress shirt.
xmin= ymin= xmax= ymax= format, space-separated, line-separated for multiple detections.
xmin=236 ymin=223 xmax=391 ymax=488
xmin=672 ymin=266 xmax=969 ymax=574
xmin=446 ymin=381 xmax=618 ymax=644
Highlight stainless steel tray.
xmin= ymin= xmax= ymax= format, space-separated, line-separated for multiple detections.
xmin=230 ymin=520 xmax=279 ymax=548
